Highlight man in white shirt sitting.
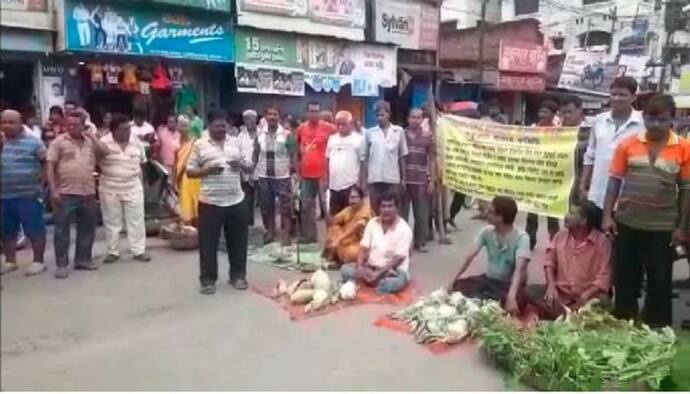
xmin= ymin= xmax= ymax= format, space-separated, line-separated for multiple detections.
xmin=341 ymin=192 xmax=413 ymax=294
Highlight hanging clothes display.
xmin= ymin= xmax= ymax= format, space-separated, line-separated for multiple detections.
xmin=151 ymin=63 xmax=172 ymax=90
xmin=105 ymin=63 xmax=121 ymax=87
xmin=121 ymin=63 xmax=138 ymax=91
xmin=175 ymin=85 xmax=198 ymax=114
xmin=169 ymin=67 xmax=184 ymax=90
xmin=86 ymin=62 xmax=105 ymax=90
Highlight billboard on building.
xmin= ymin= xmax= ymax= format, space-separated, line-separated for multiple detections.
xmin=558 ymin=50 xmax=617 ymax=95
xmin=62 ymin=0 xmax=235 ymax=62
xmin=235 ymin=28 xmax=396 ymax=96
xmin=236 ymin=0 xmax=365 ymax=41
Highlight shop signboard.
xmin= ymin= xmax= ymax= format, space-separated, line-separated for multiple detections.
xmin=236 ymin=0 xmax=365 ymax=41
xmin=1 ymin=0 xmax=47 ymax=11
xmin=62 ymin=0 xmax=234 ymax=62
xmin=557 ymin=50 xmax=617 ymax=95
xmin=373 ymin=0 xmax=440 ymax=51
xmin=152 ymin=0 xmax=232 ymax=12
xmin=498 ymin=40 xmax=547 ymax=74
xmin=374 ymin=0 xmax=421 ymax=50
xmin=234 ymin=28 xmax=396 ymax=96
xmin=497 ymin=73 xmax=545 ymax=91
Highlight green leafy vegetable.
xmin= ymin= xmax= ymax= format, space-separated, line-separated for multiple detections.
xmin=474 ymin=300 xmax=677 ymax=391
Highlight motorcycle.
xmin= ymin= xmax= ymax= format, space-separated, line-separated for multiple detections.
xmin=581 ymin=60 xmax=605 ymax=89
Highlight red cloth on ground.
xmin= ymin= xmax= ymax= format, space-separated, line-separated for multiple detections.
xmin=252 ymin=282 xmax=416 ymax=322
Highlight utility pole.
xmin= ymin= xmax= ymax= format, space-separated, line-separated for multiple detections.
xmin=607 ymin=6 xmax=618 ymax=54
xmin=477 ymin=0 xmax=488 ymax=101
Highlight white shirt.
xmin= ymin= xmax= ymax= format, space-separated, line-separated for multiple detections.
xmin=360 ymin=216 xmax=413 ymax=278
xmin=326 ymin=132 xmax=365 ymax=191
xmin=365 ymin=123 xmax=408 ymax=184
xmin=98 ymin=133 xmax=147 ymax=198
xmin=23 ymin=125 xmax=42 ymax=141
xmin=130 ymin=121 xmax=155 ymax=147
xmin=584 ymin=110 xmax=645 ymax=208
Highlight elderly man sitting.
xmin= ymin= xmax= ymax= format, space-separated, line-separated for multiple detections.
xmin=341 ymin=192 xmax=413 ymax=294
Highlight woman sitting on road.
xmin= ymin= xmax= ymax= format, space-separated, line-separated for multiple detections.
xmin=172 ymin=115 xmax=201 ymax=226
xmin=323 ymin=186 xmax=372 ymax=266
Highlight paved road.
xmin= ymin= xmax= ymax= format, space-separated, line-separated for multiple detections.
xmin=1 ymin=211 xmax=687 ymax=390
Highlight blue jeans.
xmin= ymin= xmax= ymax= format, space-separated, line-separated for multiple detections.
xmin=341 ymin=263 xmax=409 ymax=294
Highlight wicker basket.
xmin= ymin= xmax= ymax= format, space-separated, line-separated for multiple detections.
xmin=168 ymin=233 xmax=198 ymax=250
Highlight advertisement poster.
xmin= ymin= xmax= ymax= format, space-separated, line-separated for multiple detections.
xmin=235 ymin=28 xmax=396 ymax=96
xmin=63 ymin=0 xmax=234 ymax=62
xmin=309 ymin=0 xmax=365 ymax=27
xmin=236 ymin=0 xmax=365 ymax=41
xmin=617 ymin=54 xmax=649 ymax=81
xmin=153 ymin=0 xmax=231 ymax=11
xmin=618 ymin=18 xmax=648 ymax=55
xmin=374 ymin=0 xmax=421 ymax=49
xmin=1 ymin=0 xmax=47 ymax=11
xmin=558 ymin=50 xmax=617 ymax=95
xmin=41 ymin=63 xmax=66 ymax=120
xmin=439 ymin=115 xmax=578 ymax=217
xmin=240 ymin=0 xmax=307 ymax=16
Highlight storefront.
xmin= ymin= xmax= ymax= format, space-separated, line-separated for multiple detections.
xmin=52 ymin=0 xmax=234 ymax=126
xmin=372 ymin=0 xmax=440 ymax=124
xmin=0 ymin=0 xmax=54 ymax=117
xmin=224 ymin=27 xmax=397 ymax=125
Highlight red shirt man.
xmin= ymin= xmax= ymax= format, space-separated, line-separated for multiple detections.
xmin=296 ymin=102 xmax=335 ymax=242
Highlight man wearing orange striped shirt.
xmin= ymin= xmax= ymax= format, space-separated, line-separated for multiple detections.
xmin=602 ymin=94 xmax=690 ymax=327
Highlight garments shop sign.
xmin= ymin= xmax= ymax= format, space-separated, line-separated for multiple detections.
xmin=62 ymin=0 xmax=234 ymax=62
xmin=236 ymin=0 xmax=365 ymax=41
xmin=373 ymin=0 xmax=438 ymax=50
xmin=235 ymin=28 xmax=396 ymax=96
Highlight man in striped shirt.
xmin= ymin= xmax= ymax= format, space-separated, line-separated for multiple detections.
xmin=603 ymin=94 xmax=690 ymax=327
xmin=187 ymin=109 xmax=254 ymax=295
xmin=253 ymin=106 xmax=297 ymax=246
xmin=0 ymin=109 xmax=47 ymax=276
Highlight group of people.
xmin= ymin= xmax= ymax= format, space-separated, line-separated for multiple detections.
xmin=451 ymin=77 xmax=685 ymax=328
xmin=1 ymin=107 xmax=150 ymax=279
xmin=1 ymin=75 xmax=685 ymax=328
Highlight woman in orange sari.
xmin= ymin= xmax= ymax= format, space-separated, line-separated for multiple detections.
xmin=324 ymin=186 xmax=373 ymax=265
xmin=172 ymin=115 xmax=201 ymax=226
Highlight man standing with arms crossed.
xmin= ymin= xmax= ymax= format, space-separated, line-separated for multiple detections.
xmin=365 ymin=100 xmax=408 ymax=214
xmin=296 ymin=101 xmax=335 ymax=243
xmin=579 ymin=77 xmax=644 ymax=228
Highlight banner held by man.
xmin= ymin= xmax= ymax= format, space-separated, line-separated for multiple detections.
xmin=438 ymin=115 xmax=578 ymax=218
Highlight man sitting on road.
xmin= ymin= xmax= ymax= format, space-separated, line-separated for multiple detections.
xmin=526 ymin=201 xmax=611 ymax=319
xmin=450 ymin=196 xmax=530 ymax=315
xmin=341 ymin=192 xmax=412 ymax=294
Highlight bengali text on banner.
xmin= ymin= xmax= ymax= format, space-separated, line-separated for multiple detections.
xmin=438 ymin=115 xmax=578 ymax=218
